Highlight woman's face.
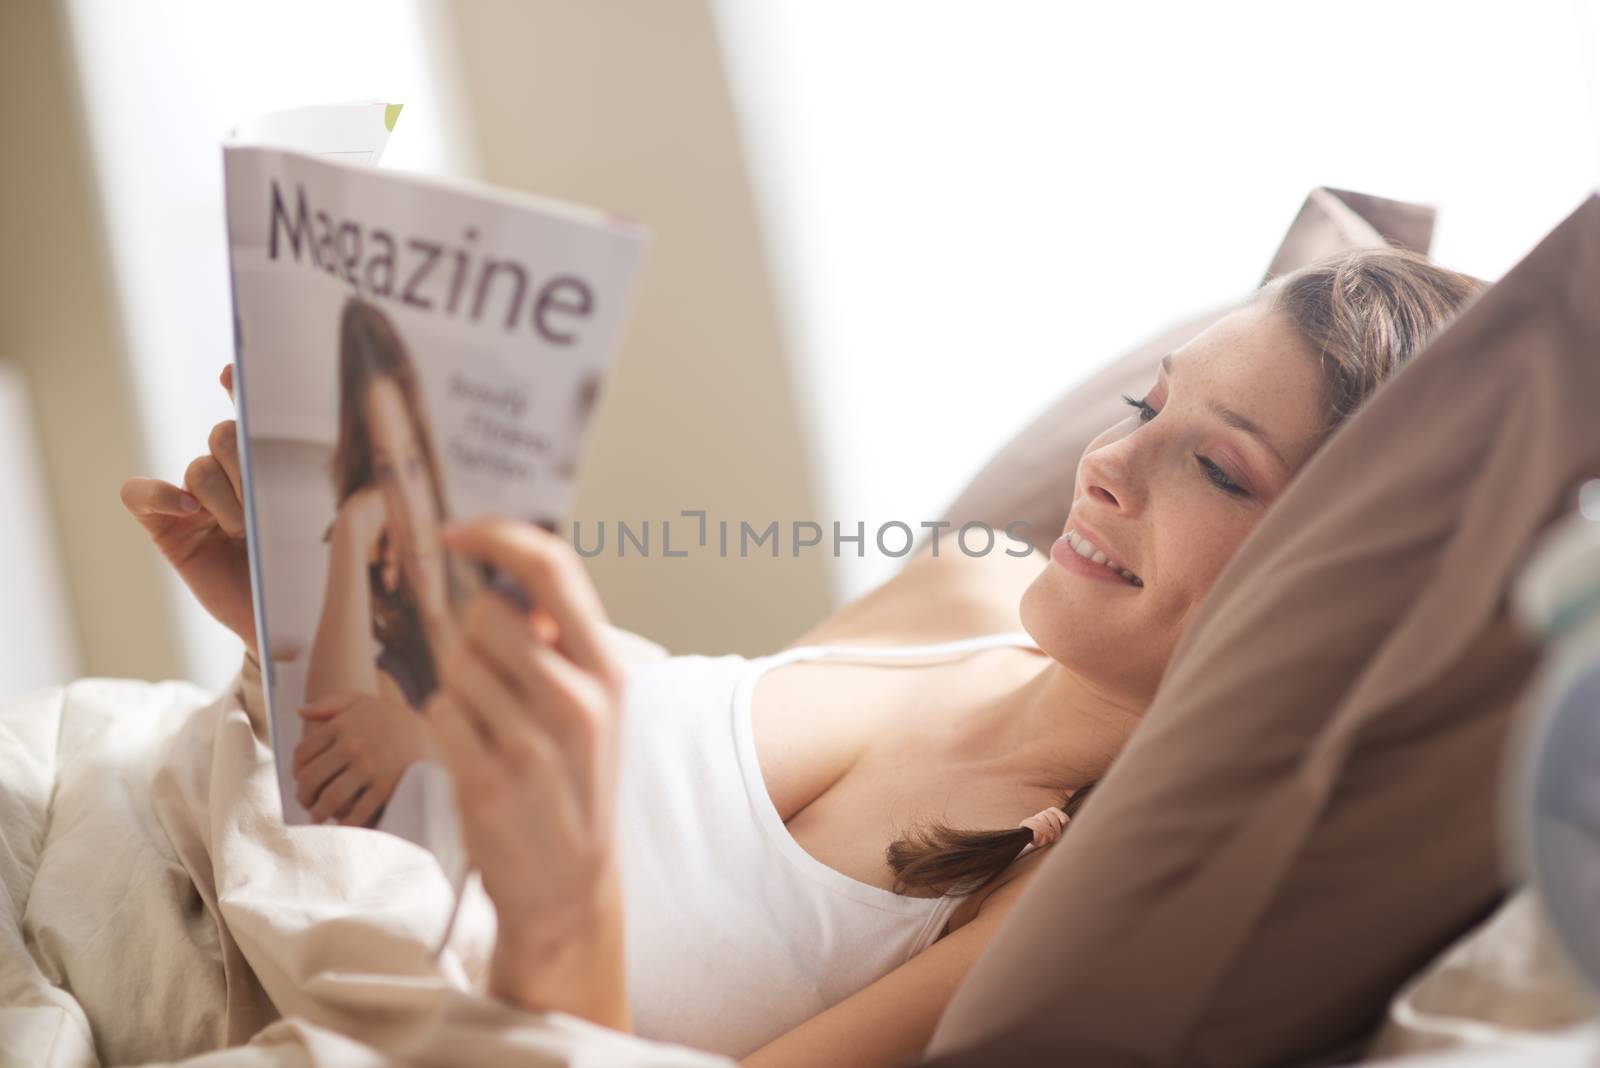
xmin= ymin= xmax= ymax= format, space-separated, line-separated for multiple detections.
xmin=1019 ymin=303 xmax=1327 ymax=705
xmin=364 ymin=376 xmax=448 ymax=615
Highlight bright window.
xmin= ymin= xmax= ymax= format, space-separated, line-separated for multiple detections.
xmin=715 ymin=0 xmax=1600 ymax=600
xmin=65 ymin=0 xmax=475 ymax=688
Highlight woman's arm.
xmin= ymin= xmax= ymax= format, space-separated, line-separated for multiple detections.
xmin=305 ymin=488 xmax=388 ymax=700
xmin=742 ymin=851 xmax=1047 ymax=1068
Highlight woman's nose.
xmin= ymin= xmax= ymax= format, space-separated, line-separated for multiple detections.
xmin=1086 ymin=483 xmax=1120 ymax=507
xmin=1079 ymin=440 xmax=1139 ymax=514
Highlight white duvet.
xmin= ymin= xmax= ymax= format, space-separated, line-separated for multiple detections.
xmin=0 ymin=642 xmax=732 ymax=1068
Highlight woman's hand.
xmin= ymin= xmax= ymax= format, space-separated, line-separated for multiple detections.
xmin=293 ymin=691 xmax=427 ymax=826
xmin=422 ymin=517 xmax=630 ymax=1029
xmin=121 ymin=364 xmax=256 ymax=653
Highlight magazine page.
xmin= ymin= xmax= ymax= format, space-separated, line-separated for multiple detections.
xmin=222 ymin=143 xmax=647 ymax=851
xmin=228 ymin=100 xmax=402 ymax=165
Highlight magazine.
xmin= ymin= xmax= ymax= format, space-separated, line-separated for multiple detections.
xmin=223 ymin=103 xmax=648 ymax=855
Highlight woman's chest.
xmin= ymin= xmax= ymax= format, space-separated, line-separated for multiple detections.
xmin=749 ymin=660 xmax=936 ymax=893
xmin=747 ymin=650 xmax=1045 ymax=895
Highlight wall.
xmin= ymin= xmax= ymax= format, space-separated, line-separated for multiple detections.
xmin=444 ymin=0 xmax=834 ymax=654
xmin=62 ymin=0 xmax=477 ymax=691
xmin=0 ymin=1 xmax=185 ymax=689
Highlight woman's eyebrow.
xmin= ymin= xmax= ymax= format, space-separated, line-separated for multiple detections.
xmin=1160 ymin=353 xmax=1289 ymax=471
xmin=1210 ymin=403 xmax=1288 ymax=470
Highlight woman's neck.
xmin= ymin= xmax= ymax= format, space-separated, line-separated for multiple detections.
xmin=926 ymin=653 xmax=1146 ymax=793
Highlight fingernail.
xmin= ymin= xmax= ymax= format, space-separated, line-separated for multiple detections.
xmin=179 ymin=492 xmax=200 ymax=513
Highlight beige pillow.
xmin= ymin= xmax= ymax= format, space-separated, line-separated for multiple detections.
xmin=941 ymin=187 xmax=1435 ymax=551
xmin=923 ymin=193 xmax=1600 ymax=1068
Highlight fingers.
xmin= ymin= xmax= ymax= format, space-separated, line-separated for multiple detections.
xmin=122 ymin=405 xmax=243 ymax=539
xmin=461 ymin=592 xmax=589 ymax=704
xmin=440 ymin=675 xmax=589 ymax=855
xmin=456 ymin=593 xmax=611 ymax=789
xmin=208 ymin=419 xmax=244 ymax=505
xmin=440 ymin=640 xmax=528 ymax=747
xmin=292 ymin=720 xmax=338 ymax=769
xmin=432 ymin=681 xmax=588 ymax=837
xmin=340 ymin=784 xmax=387 ymax=829
xmin=184 ymin=453 xmax=245 ymax=537
xmin=443 ymin=518 xmax=616 ymax=684
xmin=295 ymin=746 xmax=349 ymax=808
xmin=309 ymin=767 xmax=365 ymax=824
xmin=220 ymin=363 xmax=234 ymax=398
xmin=120 ymin=477 xmax=199 ymax=519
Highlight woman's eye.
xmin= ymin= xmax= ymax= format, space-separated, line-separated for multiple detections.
xmin=1197 ymin=455 xmax=1248 ymax=498
xmin=1121 ymin=393 xmax=1158 ymax=424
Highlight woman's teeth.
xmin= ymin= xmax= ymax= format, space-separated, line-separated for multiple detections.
xmin=1065 ymin=529 xmax=1143 ymax=587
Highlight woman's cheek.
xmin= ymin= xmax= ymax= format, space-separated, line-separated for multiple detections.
xmin=1192 ymin=515 xmax=1257 ymax=592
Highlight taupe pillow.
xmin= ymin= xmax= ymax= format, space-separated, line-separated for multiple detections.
xmin=941 ymin=187 xmax=1435 ymax=551
xmin=923 ymin=193 xmax=1600 ymax=1067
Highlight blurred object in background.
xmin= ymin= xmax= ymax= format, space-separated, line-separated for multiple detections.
xmin=1514 ymin=481 xmax=1600 ymax=1003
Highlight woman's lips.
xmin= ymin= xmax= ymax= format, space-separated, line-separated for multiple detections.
xmin=1050 ymin=535 xmax=1142 ymax=588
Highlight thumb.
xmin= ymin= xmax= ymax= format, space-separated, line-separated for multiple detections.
xmin=121 ymin=477 xmax=200 ymax=520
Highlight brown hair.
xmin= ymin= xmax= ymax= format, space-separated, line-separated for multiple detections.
xmin=886 ymin=246 xmax=1487 ymax=897
xmin=1261 ymin=245 xmax=1486 ymax=438
xmin=329 ymin=297 xmax=452 ymax=701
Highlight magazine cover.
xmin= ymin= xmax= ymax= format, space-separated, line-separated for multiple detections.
xmin=223 ymin=106 xmax=648 ymax=845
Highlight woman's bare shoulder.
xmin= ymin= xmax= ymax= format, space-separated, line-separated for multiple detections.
xmin=786 ymin=538 xmax=1048 ymax=651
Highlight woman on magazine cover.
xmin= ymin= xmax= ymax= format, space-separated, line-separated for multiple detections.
xmin=124 ymin=248 xmax=1481 ymax=1067
xmin=301 ymin=296 xmax=471 ymax=826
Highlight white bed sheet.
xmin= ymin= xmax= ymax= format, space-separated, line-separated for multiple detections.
xmin=0 ymin=627 xmax=726 ymax=1068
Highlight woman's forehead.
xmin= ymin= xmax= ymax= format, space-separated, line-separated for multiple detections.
xmin=1166 ymin=307 xmax=1326 ymax=462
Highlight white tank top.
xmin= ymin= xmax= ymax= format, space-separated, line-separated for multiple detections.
xmin=613 ymin=630 xmax=1041 ymax=1058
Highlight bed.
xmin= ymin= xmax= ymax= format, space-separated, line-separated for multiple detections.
xmin=6 ymin=187 xmax=1599 ymax=1067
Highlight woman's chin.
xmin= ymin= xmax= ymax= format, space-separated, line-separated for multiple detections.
xmin=1019 ymin=567 xmax=1081 ymax=658
xmin=1022 ymin=562 xmax=1128 ymax=663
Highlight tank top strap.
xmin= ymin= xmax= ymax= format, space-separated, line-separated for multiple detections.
xmin=784 ymin=630 xmax=1040 ymax=664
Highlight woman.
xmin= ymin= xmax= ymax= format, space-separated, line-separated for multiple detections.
xmin=123 ymin=247 xmax=1482 ymax=1067
xmin=293 ymin=296 xmax=479 ymax=826
xmin=309 ymin=296 xmax=462 ymax=709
